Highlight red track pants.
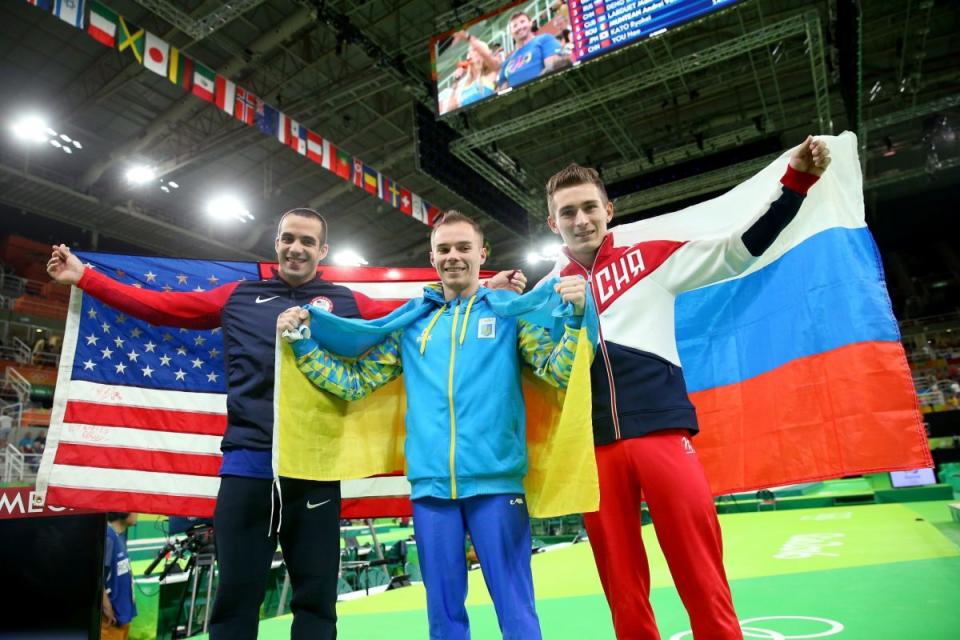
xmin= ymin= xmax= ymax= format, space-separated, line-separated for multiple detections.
xmin=583 ymin=430 xmax=742 ymax=639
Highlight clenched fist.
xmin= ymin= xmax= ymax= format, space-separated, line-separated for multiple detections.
xmin=555 ymin=275 xmax=587 ymax=316
xmin=277 ymin=306 xmax=310 ymax=341
xmin=47 ymin=244 xmax=85 ymax=286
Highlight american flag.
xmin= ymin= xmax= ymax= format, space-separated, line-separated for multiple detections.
xmin=35 ymin=252 xmax=447 ymax=518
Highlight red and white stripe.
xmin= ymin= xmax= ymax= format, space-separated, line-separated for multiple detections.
xmin=215 ymin=75 xmax=236 ymax=116
xmin=306 ymin=130 xmax=324 ymax=164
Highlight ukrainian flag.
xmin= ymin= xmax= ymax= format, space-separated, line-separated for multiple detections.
xmin=273 ymin=281 xmax=600 ymax=518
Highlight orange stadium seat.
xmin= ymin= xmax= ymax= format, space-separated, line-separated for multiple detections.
xmin=11 ymin=295 xmax=68 ymax=320
xmin=0 ymin=234 xmax=50 ymax=273
xmin=21 ymin=408 xmax=52 ymax=427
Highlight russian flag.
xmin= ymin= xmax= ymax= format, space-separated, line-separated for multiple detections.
xmin=628 ymin=133 xmax=929 ymax=494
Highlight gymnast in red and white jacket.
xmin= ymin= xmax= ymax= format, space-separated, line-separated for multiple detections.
xmin=541 ymin=137 xmax=829 ymax=640
xmin=547 ymin=164 xmax=821 ymax=447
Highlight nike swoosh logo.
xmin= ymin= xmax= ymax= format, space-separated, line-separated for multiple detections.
xmin=306 ymin=499 xmax=331 ymax=510
xmin=255 ymin=296 xmax=280 ymax=304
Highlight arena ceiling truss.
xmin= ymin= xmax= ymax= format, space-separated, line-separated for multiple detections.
xmin=0 ymin=0 xmax=957 ymax=267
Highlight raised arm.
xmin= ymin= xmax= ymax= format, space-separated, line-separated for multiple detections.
xmin=640 ymin=136 xmax=830 ymax=294
xmin=278 ymin=307 xmax=403 ymax=400
xmin=47 ymin=244 xmax=230 ymax=329
xmin=455 ymin=30 xmax=501 ymax=73
xmin=742 ymin=135 xmax=830 ymax=255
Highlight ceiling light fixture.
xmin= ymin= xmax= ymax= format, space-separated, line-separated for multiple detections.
xmin=206 ymin=195 xmax=254 ymax=223
xmin=332 ymin=249 xmax=369 ymax=266
xmin=11 ymin=115 xmax=49 ymax=144
xmin=10 ymin=115 xmax=85 ymax=154
xmin=125 ymin=165 xmax=157 ymax=185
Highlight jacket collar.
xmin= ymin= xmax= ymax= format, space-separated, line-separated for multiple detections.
xmin=422 ymin=281 xmax=490 ymax=306
xmin=561 ymin=231 xmax=615 ymax=272
xmin=269 ymin=268 xmax=326 ymax=289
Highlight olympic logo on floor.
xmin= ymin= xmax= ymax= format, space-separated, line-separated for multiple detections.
xmin=668 ymin=615 xmax=844 ymax=639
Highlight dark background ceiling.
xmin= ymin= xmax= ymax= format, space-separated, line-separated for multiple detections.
xmin=1 ymin=0 xmax=957 ymax=310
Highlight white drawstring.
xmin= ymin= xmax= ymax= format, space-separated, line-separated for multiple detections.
xmin=267 ymin=477 xmax=284 ymax=537
xmin=275 ymin=478 xmax=284 ymax=534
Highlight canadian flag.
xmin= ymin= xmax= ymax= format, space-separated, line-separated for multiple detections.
xmin=215 ymin=76 xmax=236 ymax=116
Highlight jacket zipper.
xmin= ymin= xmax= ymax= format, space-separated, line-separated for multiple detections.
xmin=569 ymin=241 xmax=622 ymax=440
xmin=447 ymin=300 xmax=462 ymax=499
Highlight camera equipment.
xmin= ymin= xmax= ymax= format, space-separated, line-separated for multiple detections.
xmin=144 ymin=524 xmax=215 ymax=580
xmin=145 ymin=524 xmax=216 ymax=638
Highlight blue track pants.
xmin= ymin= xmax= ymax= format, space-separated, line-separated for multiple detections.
xmin=412 ymin=494 xmax=541 ymax=640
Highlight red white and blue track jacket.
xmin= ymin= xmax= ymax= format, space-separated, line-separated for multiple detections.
xmin=547 ymin=166 xmax=820 ymax=446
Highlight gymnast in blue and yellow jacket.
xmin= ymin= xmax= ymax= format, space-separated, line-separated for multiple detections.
xmin=287 ymin=281 xmax=581 ymax=503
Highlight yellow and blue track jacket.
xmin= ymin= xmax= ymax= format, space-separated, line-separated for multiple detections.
xmin=289 ymin=283 xmax=581 ymax=501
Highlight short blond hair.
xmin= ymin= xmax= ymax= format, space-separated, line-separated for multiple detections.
xmin=430 ymin=210 xmax=484 ymax=244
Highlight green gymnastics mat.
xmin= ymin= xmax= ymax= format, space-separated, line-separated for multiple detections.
xmin=193 ymin=501 xmax=960 ymax=639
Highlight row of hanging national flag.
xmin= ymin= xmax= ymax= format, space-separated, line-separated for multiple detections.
xmin=23 ymin=0 xmax=443 ymax=226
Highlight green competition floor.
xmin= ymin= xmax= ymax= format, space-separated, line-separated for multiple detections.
xmin=206 ymin=500 xmax=960 ymax=639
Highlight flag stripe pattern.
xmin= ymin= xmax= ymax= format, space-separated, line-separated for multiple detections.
xmin=55 ymin=443 xmax=223 ymax=476
xmin=167 ymin=47 xmax=193 ymax=89
xmin=87 ymin=1 xmax=117 ymax=46
xmin=37 ymin=253 xmax=449 ymax=517
xmin=192 ymin=63 xmax=215 ymax=102
xmin=64 ymin=400 xmax=226 ymax=434
xmin=653 ymin=132 xmax=929 ymax=494
xmin=677 ymin=227 xmax=899 ymax=391
xmin=53 ymin=0 xmax=84 ymax=28
xmin=215 ymin=75 xmax=235 ymax=116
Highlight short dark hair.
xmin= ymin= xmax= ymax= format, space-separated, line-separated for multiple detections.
xmin=545 ymin=164 xmax=609 ymax=213
xmin=106 ymin=512 xmax=131 ymax=522
xmin=509 ymin=11 xmax=530 ymax=23
xmin=430 ymin=210 xmax=484 ymax=245
xmin=276 ymin=208 xmax=328 ymax=245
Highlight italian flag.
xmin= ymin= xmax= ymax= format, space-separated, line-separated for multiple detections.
xmin=88 ymin=1 xmax=118 ymax=48
xmin=192 ymin=63 xmax=216 ymax=102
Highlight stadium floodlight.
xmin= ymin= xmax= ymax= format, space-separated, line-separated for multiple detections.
xmin=526 ymin=242 xmax=563 ymax=264
xmin=10 ymin=115 xmax=84 ymax=154
xmin=206 ymin=195 xmax=254 ymax=223
xmin=386 ymin=269 xmax=401 ymax=279
xmin=125 ymin=165 xmax=156 ymax=185
xmin=332 ymin=249 xmax=368 ymax=266
xmin=167 ymin=181 xmax=179 ymax=189
xmin=10 ymin=115 xmax=49 ymax=144
xmin=540 ymin=242 xmax=562 ymax=260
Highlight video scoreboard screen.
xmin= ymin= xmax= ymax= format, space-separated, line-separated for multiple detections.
xmin=570 ymin=0 xmax=739 ymax=60
xmin=431 ymin=0 xmax=740 ymax=116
